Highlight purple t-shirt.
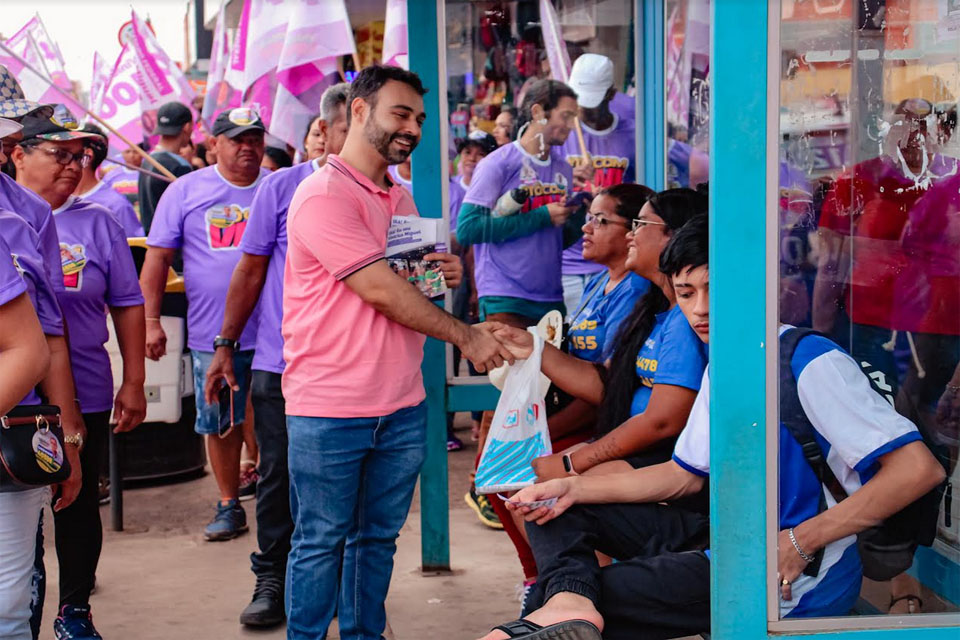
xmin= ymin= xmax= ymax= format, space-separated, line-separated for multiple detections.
xmin=387 ymin=164 xmax=413 ymax=194
xmin=0 ymin=233 xmax=34 ymax=408
xmin=101 ymin=165 xmax=140 ymax=208
xmin=463 ymin=141 xmax=573 ymax=302
xmin=77 ymin=182 xmax=144 ymax=237
xmin=449 ymin=176 xmax=467 ymax=230
xmin=0 ymin=210 xmax=65 ymax=406
xmin=609 ymin=92 xmax=636 ymax=126
xmin=0 ymin=171 xmax=65 ymax=296
xmin=239 ymin=160 xmax=319 ymax=374
xmin=53 ymin=197 xmax=145 ymax=413
xmin=148 ymin=165 xmax=266 ymax=353
xmin=561 ymin=113 xmax=637 ymax=275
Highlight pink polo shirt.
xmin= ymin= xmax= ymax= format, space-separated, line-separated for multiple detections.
xmin=282 ymin=155 xmax=426 ymax=417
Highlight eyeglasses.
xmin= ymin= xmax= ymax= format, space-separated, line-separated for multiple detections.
xmin=33 ymin=146 xmax=90 ymax=168
xmin=631 ymin=217 xmax=667 ymax=233
xmin=586 ymin=213 xmax=629 ymax=229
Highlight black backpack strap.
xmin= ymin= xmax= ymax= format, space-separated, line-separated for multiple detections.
xmin=779 ymin=327 xmax=849 ymax=577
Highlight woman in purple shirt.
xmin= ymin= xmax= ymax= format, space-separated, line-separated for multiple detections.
xmin=0 ymin=233 xmax=53 ymax=640
xmin=12 ymin=110 xmax=146 ymax=639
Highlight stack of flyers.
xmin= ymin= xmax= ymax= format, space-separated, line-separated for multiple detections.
xmin=386 ymin=216 xmax=448 ymax=299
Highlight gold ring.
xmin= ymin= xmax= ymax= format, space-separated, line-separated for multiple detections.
xmin=782 ymin=578 xmax=790 ymax=586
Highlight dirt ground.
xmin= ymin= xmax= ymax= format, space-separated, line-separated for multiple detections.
xmin=37 ymin=419 xmax=522 ymax=640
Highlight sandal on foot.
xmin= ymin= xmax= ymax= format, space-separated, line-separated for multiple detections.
xmin=889 ymin=594 xmax=923 ymax=614
xmin=492 ymin=619 xmax=601 ymax=639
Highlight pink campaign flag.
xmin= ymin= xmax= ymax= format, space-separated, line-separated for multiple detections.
xmin=128 ymin=11 xmax=197 ymax=112
xmin=5 ymin=14 xmax=72 ymax=91
xmin=382 ymin=0 xmax=408 ymax=69
xmin=201 ymin=1 xmax=241 ymax=128
xmin=94 ymin=45 xmax=147 ymax=152
xmin=88 ymin=52 xmax=111 ymax=116
xmin=0 ymin=35 xmax=86 ymax=123
xmin=230 ymin=0 xmax=356 ymax=152
xmin=539 ymin=0 xmax=572 ymax=82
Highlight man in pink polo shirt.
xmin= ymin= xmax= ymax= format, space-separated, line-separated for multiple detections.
xmin=282 ymin=65 xmax=512 ymax=639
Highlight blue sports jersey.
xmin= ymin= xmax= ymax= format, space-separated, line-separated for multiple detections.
xmin=674 ymin=327 xmax=922 ymax=618
xmin=630 ymin=305 xmax=708 ymax=415
xmin=568 ymin=271 xmax=648 ymax=363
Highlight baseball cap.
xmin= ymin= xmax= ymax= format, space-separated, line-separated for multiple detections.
xmin=568 ymin=54 xmax=615 ymax=109
xmin=152 ymin=101 xmax=193 ymax=135
xmin=0 ymin=65 xmax=54 ymax=121
xmin=211 ymin=107 xmax=266 ymax=138
xmin=20 ymin=105 xmax=102 ymax=142
xmin=0 ymin=117 xmax=23 ymax=139
xmin=458 ymin=130 xmax=497 ymax=155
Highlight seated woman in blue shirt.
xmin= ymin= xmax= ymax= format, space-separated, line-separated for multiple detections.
xmin=495 ymin=187 xmax=710 ymax=481
xmin=549 ymin=184 xmax=653 ymax=449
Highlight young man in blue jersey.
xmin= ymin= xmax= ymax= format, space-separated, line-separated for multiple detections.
xmin=480 ymin=215 xmax=945 ymax=640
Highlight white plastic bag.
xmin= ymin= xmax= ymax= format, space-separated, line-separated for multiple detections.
xmin=475 ymin=329 xmax=552 ymax=494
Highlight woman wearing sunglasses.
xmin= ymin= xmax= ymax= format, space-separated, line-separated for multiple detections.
xmin=12 ymin=111 xmax=146 ymax=639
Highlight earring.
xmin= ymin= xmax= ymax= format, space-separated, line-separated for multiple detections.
xmin=538 ymin=118 xmax=548 ymax=125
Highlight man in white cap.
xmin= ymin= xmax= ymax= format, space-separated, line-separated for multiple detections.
xmin=560 ymin=53 xmax=638 ymax=316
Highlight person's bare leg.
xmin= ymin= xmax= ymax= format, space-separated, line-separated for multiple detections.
xmin=477 ymin=593 xmax=604 ymax=640
xmin=207 ymin=426 xmax=245 ymax=502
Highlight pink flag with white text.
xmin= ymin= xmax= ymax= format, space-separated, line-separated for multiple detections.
xmin=0 ymin=36 xmax=85 ymax=123
xmin=5 ymin=15 xmax=71 ymax=91
xmin=382 ymin=0 xmax=408 ymax=69
xmin=539 ymin=0 xmax=571 ymax=82
xmin=128 ymin=11 xmax=197 ymax=112
xmin=202 ymin=1 xmax=242 ymax=128
xmin=94 ymin=45 xmax=146 ymax=152
xmin=88 ymin=52 xmax=110 ymax=116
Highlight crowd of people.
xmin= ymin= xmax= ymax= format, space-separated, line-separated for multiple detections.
xmin=0 ymin=41 xmax=955 ymax=640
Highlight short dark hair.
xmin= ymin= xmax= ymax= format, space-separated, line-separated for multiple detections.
xmin=346 ymin=64 xmax=428 ymax=125
xmin=518 ymin=80 xmax=577 ymax=130
xmin=660 ymin=213 xmax=709 ymax=278
xmin=599 ymin=183 xmax=655 ymax=222
xmin=264 ymin=145 xmax=293 ymax=169
xmin=80 ymin=123 xmax=109 ymax=170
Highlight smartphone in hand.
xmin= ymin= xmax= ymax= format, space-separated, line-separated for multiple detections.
xmin=217 ymin=381 xmax=234 ymax=437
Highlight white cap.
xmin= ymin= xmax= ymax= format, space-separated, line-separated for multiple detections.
xmin=568 ymin=54 xmax=615 ymax=109
xmin=0 ymin=117 xmax=22 ymax=140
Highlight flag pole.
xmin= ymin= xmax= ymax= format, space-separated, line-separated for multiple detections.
xmin=102 ymin=156 xmax=174 ymax=183
xmin=0 ymin=41 xmax=178 ymax=181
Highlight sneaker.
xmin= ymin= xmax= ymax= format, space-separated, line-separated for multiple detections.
xmin=240 ymin=573 xmax=285 ymax=628
xmin=54 ymin=604 xmax=102 ymax=640
xmin=203 ymin=499 xmax=248 ymax=541
xmin=464 ymin=487 xmax=503 ymax=529
xmin=446 ymin=435 xmax=464 ymax=452
xmin=515 ymin=579 xmax=537 ymax=617
xmin=238 ymin=467 xmax=259 ymax=502
xmin=97 ymin=477 xmax=110 ymax=505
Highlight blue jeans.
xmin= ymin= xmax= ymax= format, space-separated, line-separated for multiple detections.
xmin=285 ymin=402 xmax=427 ymax=640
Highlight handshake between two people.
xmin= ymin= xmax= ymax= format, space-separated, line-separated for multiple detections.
xmin=455 ymin=322 xmax=539 ymax=374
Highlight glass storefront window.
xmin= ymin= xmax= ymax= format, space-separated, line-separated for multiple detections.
xmin=442 ymin=0 xmax=637 ymax=380
xmin=776 ymin=0 xmax=960 ymax=624
xmin=665 ymin=0 xmax=710 ymax=189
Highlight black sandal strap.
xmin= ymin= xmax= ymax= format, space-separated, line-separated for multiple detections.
xmin=890 ymin=594 xmax=923 ymax=611
xmin=493 ymin=619 xmax=544 ymax=637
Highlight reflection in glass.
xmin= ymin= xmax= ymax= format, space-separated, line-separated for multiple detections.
xmin=665 ymin=0 xmax=710 ymax=189
xmin=778 ymin=0 xmax=960 ymax=622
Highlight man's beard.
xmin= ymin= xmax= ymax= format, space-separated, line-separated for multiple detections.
xmin=365 ymin=117 xmax=418 ymax=164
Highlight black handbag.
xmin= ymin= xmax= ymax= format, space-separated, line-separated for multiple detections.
xmin=0 ymin=404 xmax=70 ymax=487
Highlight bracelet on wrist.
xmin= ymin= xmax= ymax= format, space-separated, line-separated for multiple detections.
xmin=146 ymin=317 xmax=161 ymax=323
xmin=788 ymin=527 xmax=815 ymax=564
xmin=947 ymin=384 xmax=960 ymax=392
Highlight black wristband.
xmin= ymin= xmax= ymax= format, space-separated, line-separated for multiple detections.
xmin=213 ymin=336 xmax=239 ymax=351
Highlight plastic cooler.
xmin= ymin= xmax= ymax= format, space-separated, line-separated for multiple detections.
xmin=105 ymin=315 xmax=191 ymax=423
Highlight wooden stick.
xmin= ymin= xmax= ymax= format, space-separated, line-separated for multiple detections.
xmin=0 ymin=41 xmax=178 ymax=181
xmin=102 ymin=156 xmax=174 ymax=183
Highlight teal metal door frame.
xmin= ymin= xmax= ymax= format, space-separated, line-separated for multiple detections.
xmin=409 ymin=0 xmax=450 ymax=573
xmin=710 ymin=1 xmax=958 ymax=638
